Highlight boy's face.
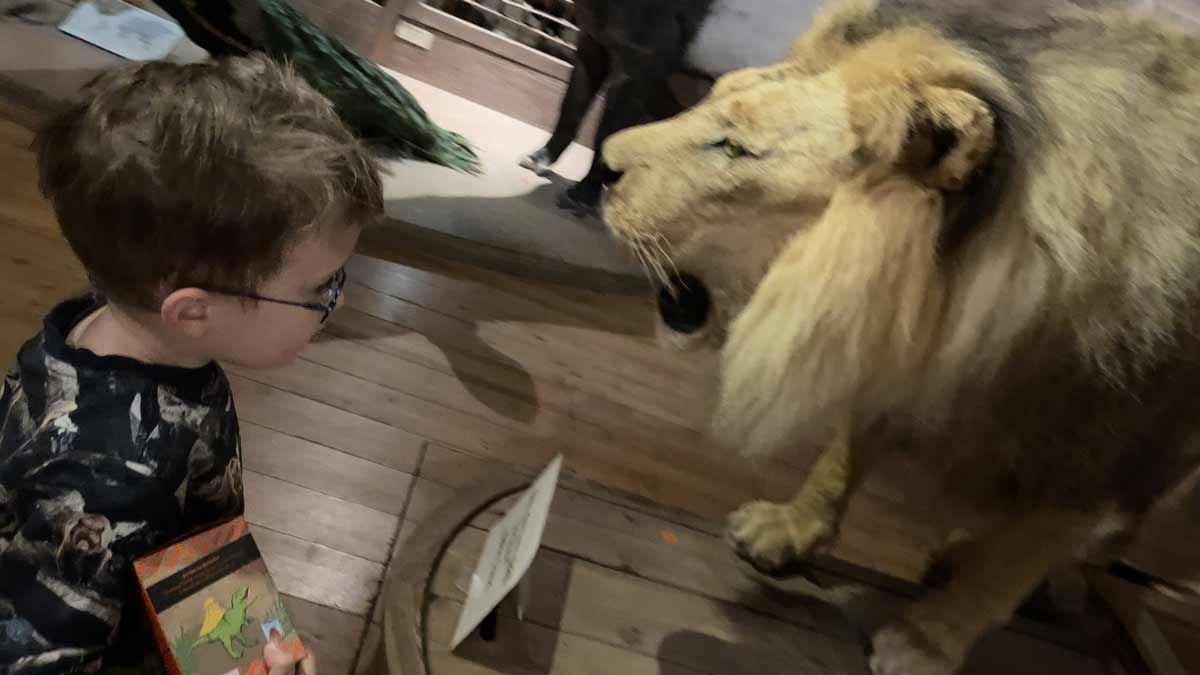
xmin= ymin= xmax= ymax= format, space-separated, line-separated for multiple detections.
xmin=197 ymin=225 xmax=362 ymax=369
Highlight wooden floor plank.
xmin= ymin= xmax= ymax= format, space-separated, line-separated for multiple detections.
xmin=301 ymin=332 xmax=751 ymax=499
xmin=344 ymin=275 xmax=691 ymax=390
xmin=348 ymin=247 xmax=649 ymax=340
xmin=323 ymin=305 xmax=762 ymax=482
xmin=0 ymin=123 xmax=58 ymax=241
xmin=0 ymin=225 xmax=87 ymax=305
xmin=227 ymin=357 xmax=519 ymax=461
xmin=340 ymin=279 xmax=711 ymax=431
xmin=228 ymin=356 xmax=768 ymax=520
xmin=326 ymin=305 xmax=714 ymax=452
xmin=230 ymin=374 xmax=425 ymax=475
xmin=391 ymin=247 xmax=646 ymax=323
xmin=244 ymin=470 xmax=398 ymax=564
xmin=400 ymin=447 xmax=1109 ymax=673
xmin=401 ymin=447 xmax=857 ymax=633
xmin=432 ymin=528 xmax=869 ymax=675
xmin=420 ymin=520 xmax=1105 ymax=675
xmin=415 ymin=441 xmax=939 ymax=584
xmin=301 ymin=333 xmax=550 ymax=433
xmin=426 ymin=596 xmax=707 ymax=675
xmin=282 ymin=594 xmax=366 ymax=675
xmin=0 ymin=222 xmax=88 ymax=358
xmin=353 ymin=624 xmax=385 ymax=675
xmin=255 ymin=525 xmax=384 ymax=617
xmin=241 ymin=421 xmax=414 ymax=516
xmin=400 ymin=477 xmax=464 ymax=528
xmin=417 ymin=444 xmax=713 ymax=554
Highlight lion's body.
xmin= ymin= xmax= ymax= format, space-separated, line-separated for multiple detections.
xmin=846 ymin=1 xmax=1200 ymax=514
xmin=601 ymin=1 xmax=1200 ymax=672
xmin=607 ymin=0 xmax=1200 ymax=514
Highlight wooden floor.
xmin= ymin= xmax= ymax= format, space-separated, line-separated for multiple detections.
xmin=367 ymin=462 xmax=1127 ymax=675
xmin=3 ymin=109 xmax=1199 ymax=674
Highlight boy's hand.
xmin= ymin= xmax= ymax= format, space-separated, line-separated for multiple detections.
xmin=264 ymin=633 xmax=316 ymax=675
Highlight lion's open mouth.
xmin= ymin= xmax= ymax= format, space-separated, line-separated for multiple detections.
xmin=657 ymin=273 xmax=710 ymax=334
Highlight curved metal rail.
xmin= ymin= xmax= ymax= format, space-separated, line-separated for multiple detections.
xmin=364 ymin=473 xmax=534 ymax=675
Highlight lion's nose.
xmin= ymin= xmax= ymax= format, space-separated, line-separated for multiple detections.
xmin=602 ymin=127 xmax=642 ymax=172
xmin=599 ymin=166 xmax=627 ymax=204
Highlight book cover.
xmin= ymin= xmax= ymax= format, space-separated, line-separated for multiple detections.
xmin=133 ymin=517 xmax=304 ymax=675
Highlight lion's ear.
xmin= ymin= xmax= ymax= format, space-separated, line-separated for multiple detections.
xmin=900 ymin=86 xmax=996 ymax=192
xmin=789 ymin=0 xmax=880 ymax=70
xmin=848 ymin=84 xmax=995 ymax=191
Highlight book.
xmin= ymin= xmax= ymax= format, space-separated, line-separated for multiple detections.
xmin=133 ymin=517 xmax=304 ymax=675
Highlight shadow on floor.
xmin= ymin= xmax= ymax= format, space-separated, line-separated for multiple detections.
xmin=657 ymin=625 xmax=871 ymax=675
xmin=452 ymin=557 xmax=575 ymax=673
xmin=322 ymin=190 xmax=669 ymax=423
xmin=373 ymin=176 xmax=649 ymax=298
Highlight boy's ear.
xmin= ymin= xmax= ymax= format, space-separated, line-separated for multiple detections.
xmin=160 ymin=288 xmax=212 ymax=338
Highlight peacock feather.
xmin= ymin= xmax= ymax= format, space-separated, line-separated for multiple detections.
xmin=153 ymin=0 xmax=481 ymax=173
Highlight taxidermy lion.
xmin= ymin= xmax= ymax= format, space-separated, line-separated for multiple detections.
xmin=601 ymin=0 xmax=1200 ymax=673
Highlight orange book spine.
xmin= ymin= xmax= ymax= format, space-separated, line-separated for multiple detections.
xmin=135 ymin=563 xmax=183 ymax=675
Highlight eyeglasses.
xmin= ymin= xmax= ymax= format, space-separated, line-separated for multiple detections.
xmin=212 ymin=268 xmax=346 ymax=323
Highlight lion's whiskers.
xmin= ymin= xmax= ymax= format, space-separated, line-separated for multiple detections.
xmin=622 ymin=231 xmax=679 ymax=292
xmin=629 ymin=242 xmax=654 ymax=285
xmin=650 ymin=234 xmax=682 ymax=283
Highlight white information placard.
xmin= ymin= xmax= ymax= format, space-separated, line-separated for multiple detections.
xmin=59 ymin=0 xmax=184 ymax=62
xmin=449 ymin=454 xmax=563 ymax=650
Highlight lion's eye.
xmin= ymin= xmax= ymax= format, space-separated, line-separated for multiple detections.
xmin=707 ymin=138 xmax=755 ymax=159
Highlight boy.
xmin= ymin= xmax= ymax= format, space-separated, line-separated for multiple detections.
xmin=0 ymin=54 xmax=382 ymax=673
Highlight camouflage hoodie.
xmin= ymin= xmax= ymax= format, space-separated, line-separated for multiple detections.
xmin=0 ymin=297 xmax=244 ymax=674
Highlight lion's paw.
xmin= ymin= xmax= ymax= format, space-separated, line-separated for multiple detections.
xmin=869 ymin=626 xmax=956 ymax=675
xmin=726 ymin=500 xmax=834 ymax=577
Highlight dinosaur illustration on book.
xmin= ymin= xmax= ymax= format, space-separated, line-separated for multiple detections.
xmin=194 ymin=586 xmax=259 ymax=659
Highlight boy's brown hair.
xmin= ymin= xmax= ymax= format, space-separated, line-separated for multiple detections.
xmin=36 ymin=55 xmax=383 ymax=312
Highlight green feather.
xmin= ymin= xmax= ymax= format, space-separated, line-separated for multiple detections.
xmin=257 ymin=0 xmax=480 ymax=172
xmin=156 ymin=0 xmax=480 ymax=172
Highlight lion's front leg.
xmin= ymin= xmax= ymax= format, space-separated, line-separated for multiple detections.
xmin=727 ymin=436 xmax=855 ymax=576
xmin=870 ymin=508 xmax=1122 ymax=675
